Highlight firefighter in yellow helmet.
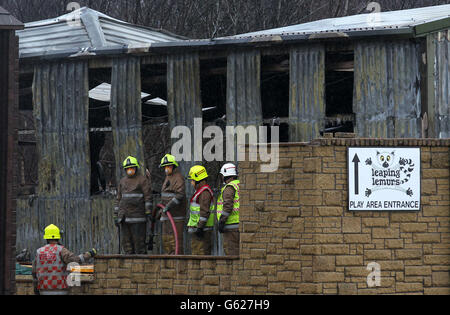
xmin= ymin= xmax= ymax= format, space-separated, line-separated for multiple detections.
xmin=156 ymin=154 xmax=186 ymax=254
xmin=114 ymin=156 xmax=153 ymax=254
xmin=187 ymin=165 xmax=215 ymax=255
xmin=32 ymin=224 xmax=97 ymax=295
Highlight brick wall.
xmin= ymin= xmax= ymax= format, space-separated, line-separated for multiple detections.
xmin=16 ymin=138 xmax=450 ymax=295
xmin=238 ymin=138 xmax=449 ymax=295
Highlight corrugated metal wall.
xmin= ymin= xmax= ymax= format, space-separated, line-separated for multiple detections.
xmin=17 ymin=61 xmax=92 ymax=256
xmin=110 ymin=56 xmax=146 ymax=183
xmin=15 ymin=198 xmax=40 ymax=260
xmin=289 ymin=45 xmax=325 ymax=142
xmin=167 ymin=52 xmax=202 ymax=158
xmin=167 ymin=52 xmax=203 ymax=254
xmin=167 ymin=52 xmax=202 ymax=180
xmin=91 ymin=197 xmax=117 ymax=254
xmin=227 ymin=49 xmax=262 ymax=127
xmin=433 ymin=30 xmax=450 ymax=138
xmin=354 ymin=40 xmax=422 ymax=138
xmin=226 ymin=49 xmax=262 ymax=169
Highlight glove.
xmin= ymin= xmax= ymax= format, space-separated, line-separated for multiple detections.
xmin=154 ymin=207 xmax=162 ymax=221
xmin=162 ymin=205 xmax=170 ymax=214
xmin=33 ymin=282 xmax=40 ymax=295
xmin=218 ymin=220 xmax=226 ymax=234
xmin=195 ymin=227 xmax=205 ymax=239
xmin=163 ymin=198 xmax=178 ymax=214
xmin=88 ymin=248 xmax=97 ymax=258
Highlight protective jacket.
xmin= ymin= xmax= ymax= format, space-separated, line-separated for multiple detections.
xmin=160 ymin=168 xmax=187 ymax=222
xmin=217 ymin=180 xmax=240 ymax=229
xmin=115 ymin=173 xmax=152 ymax=222
xmin=32 ymin=244 xmax=91 ymax=294
xmin=188 ymin=183 xmax=215 ymax=232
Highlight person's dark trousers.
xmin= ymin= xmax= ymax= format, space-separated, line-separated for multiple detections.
xmin=121 ymin=222 xmax=147 ymax=254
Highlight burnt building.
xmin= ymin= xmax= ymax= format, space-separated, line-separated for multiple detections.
xmin=0 ymin=6 xmax=22 ymax=295
xmin=14 ymin=5 xmax=449 ymax=257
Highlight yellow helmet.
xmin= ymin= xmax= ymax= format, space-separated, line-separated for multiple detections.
xmin=123 ymin=156 xmax=140 ymax=169
xmin=160 ymin=154 xmax=179 ymax=168
xmin=188 ymin=165 xmax=208 ymax=182
xmin=43 ymin=224 xmax=61 ymax=240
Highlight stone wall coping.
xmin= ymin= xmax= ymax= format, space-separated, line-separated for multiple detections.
xmin=95 ymin=255 xmax=240 ymax=261
xmin=16 ymin=274 xmax=94 ymax=283
xmin=244 ymin=138 xmax=450 ymax=148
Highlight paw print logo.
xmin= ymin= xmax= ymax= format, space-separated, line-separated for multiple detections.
xmin=406 ymin=188 xmax=413 ymax=197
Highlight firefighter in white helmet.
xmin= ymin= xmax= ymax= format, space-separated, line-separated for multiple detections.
xmin=217 ymin=163 xmax=240 ymax=256
xmin=32 ymin=224 xmax=97 ymax=295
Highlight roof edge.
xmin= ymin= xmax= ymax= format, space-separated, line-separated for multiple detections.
xmin=18 ymin=27 xmax=415 ymax=61
xmin=414 ymin=16 xmax=450 ymax=36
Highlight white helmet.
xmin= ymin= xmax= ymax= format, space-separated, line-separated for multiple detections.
xmin=220 ymin=163 xmax=238 ymax=177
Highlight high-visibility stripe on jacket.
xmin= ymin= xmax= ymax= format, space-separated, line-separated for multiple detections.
xmin=217 ymin=180 xmax=240 ymax=225
xmin=188 ymin=185 xmax=215 ymax=230
xmin=35 ymin=244 xmax=68 ymax=291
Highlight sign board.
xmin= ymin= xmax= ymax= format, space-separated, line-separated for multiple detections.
xmin=348 ymin=148 xmax=421 ymax=211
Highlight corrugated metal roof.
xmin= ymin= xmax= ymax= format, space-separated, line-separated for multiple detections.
xmin=89 ymin=82 xmax=214 ymax=109
xmin=89 ymin=82 xmax=167 ymax=106
xmin=221 ymin=4 xmax=450 ymax=40
xmin=16 ymin=4 xmax=450 ymax=60
xmin=16 ymin=7 xmax=185 ymax=58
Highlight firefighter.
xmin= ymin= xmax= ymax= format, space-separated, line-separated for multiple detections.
xmin=114 ymin=156 xmax=153 ymax=255
xmin=187 ymin=165 xmax=215 ymax=255
xmin=32 ymin=224 xmax=97 ymax=295
xmin=217 ymin=163 xmax=241 ymax=256
xmin=157 ymin=154 xmax=187 ymax=255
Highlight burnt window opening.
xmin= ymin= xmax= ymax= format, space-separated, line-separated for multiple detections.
xmin=261 ymin=54 xmax=290 ymax=142
xmin=141 ymin=63 xmax=169 ymax=123
xmin=200 ymin=58 xmax=227 ymax=123
xmin=200 ymin=57 xmax=228 ymax=186
xmin=19 ymin=73 xmax=33 ymax=111
xmin=17 ymin=74 xmax=38 ymax=196
xmin=17 ymin=114 xmax=38 ymax=197
xmin=89 ymin=68 xmax=116 ymax=196
xmin=325 ymin=51 xmax=355 ymax=135
xmin=141 ymin=63 xmax=170 ymax=193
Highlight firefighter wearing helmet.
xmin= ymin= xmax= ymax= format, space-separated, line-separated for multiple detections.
xmin=32 ymin=224 xmax=97 ymax=295
xmin=114 ymin=156 xmax=153 ymax=254
xmin=187 ymin=165 xmax=215 ymax=255
xmin=157 ymin=154 xmax=187 ymax=254
xmin=217 ymin=163 xmax=241 ymax=256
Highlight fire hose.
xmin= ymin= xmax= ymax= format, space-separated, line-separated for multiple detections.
xmin=157 ymin=204 xmax=180 ymax=255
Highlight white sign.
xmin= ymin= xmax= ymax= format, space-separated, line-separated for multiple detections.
xmin=348 ymin=148 xmax=421 ymax=211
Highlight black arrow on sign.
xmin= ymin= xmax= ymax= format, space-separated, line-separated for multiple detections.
xmin=352 ymin=154 xmax=360 ymax=195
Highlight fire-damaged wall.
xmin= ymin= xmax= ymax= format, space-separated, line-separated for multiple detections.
xmin=16 ymin=138 xmax=450 ymax=295
xmin=430 ymin=30 xmax=450 ymax=138
xmin=31 ymin=61 xmax=92 ymax=254
xmin=13 ymin=32 xmax=450 ymax=271
xmin=353 ymin=40 xmax=422 ymax=138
